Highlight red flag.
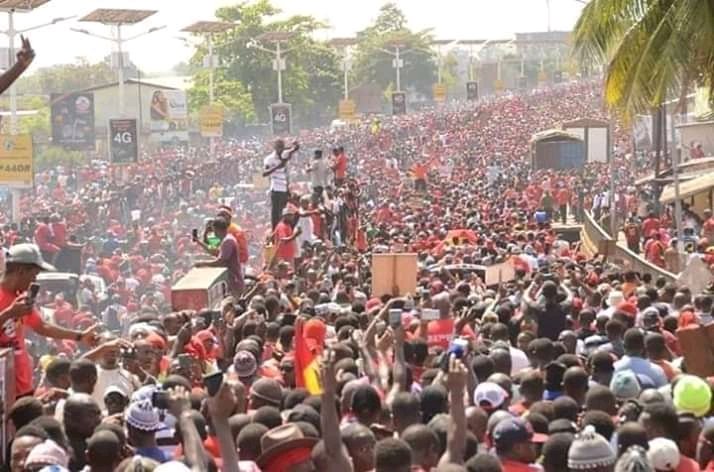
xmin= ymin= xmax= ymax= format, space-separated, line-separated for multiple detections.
xmin=294 ymin=318 xmax=322 ymax=394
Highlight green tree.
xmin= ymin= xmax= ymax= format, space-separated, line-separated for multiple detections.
xmin=352 ymin=2 xmax=437 ymax=98
xmin=15 ymin=57 xmax=137 ymax=95
xmin=188 ymin=69 xmax=255 ymax=122
xmin=17 ymin=96 xmax=51 ymax=139
xmin=572 ymin=0 xmax=714 ymax=118
xmin=34 ymin=146 xmax=85 ymax=171
xmin=191 ymin=0 xmax=341 ymax=125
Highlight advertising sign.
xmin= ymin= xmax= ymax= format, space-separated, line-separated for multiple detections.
xmin=0 ymin=134 xmax=32 ymax=188
xmin=109 ymin=119 xmax=138 ymax=165
xmin=199 ymin=105 xmax=225 ymax=138
xmin=466 ymin=81 xmax=479 ymax=101
xmin=50 ymin=92 xmax=95 ymax=150
xmin=149 ymin=89 xmax=189 ymax=143
xmin=391 ymin=92 xmax=406 ymax=115
xmin=270 ymin=103 xmax=292 ymax=135
xmin=338 ymin=99 xmax=357 ymax=121
xmin=432 ymin=83 xmax=447 ymax=103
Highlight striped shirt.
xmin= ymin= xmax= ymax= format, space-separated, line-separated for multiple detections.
xmin=263 ymin=151 xmax=288 ymax=192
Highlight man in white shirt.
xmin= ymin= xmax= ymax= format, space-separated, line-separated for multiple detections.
xmin=263 ymin=139 xmax=299 ymax=229
xmin=307 ymin=149 xmax=329 ymax=201
xmin=79 ymin=335 xmax=139 ymax=412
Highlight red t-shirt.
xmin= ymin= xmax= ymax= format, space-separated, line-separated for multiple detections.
xmin=334 ymin=153 xmax=347 ymax=179
xmin=426 ymin=318 xmax=476 ymax=349
xmin=642 ymin=218 xmax=660 ymax=238
xmin=0 ymin=288 xmax=43 ymax=395
xmin=274 ymin=222 xmax=296 ymax=261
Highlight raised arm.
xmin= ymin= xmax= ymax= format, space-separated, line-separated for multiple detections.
xmin=439 ymin=355 xmax=468 ymax=466
xmin=386 ymin=324 xmax=407 ymax=406
xmin=0 ymin=36 xmax=34 ymax=96
xmin=208 ymin=383 xmax=241 ymax=472
xmin=167 ymin=386 xmax=209 ymax=472
xmin=321 ymin=350 xmax=354 ymax=471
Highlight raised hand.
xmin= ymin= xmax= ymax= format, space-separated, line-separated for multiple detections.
xmin=320 ymin=349 xmax=337 ymax=395
xmin=16 ymin=35 xmax=35 ymax=69
xmin=166 ymin=385 xmax=192 ymax=418
xmin=79 ymin=324 xmax=100 ymax=347
xmin=208 ymin=382 xmax=237 ymax=419
xmin=446 ymin=354 xmax=467 ymax=394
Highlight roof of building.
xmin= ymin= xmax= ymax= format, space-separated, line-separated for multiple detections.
xmin=74 ymin=76 xmax=191 ymax=94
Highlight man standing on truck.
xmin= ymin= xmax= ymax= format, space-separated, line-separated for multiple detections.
xmin=0 ymin=244 xmax=99 ymax=397
xmin=194 ymin=217 xmax=244 ymax=296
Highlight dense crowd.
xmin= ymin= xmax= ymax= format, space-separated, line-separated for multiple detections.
xmin=2 ymin=78 xmax=714 ymax=472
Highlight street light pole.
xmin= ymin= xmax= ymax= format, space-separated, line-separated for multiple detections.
xmin=276 ymin=40 xmax=283 ymax=103
xmin=116 ymin=25 xmax=125 ymax=116
xmin=395 ymin=45 xmax=401 ymax=91
xmin=251 ymin=34 xmax=294 ymax=105
xmin=0 ymin=8 xmax=74 ymax=223
xmin=2 ymin=11 xmax=74 ymax=133
xmin=343 ymin=56 xmax=349 ymax=100
xmin=207 ymin=34 xmax=214 ymax=103
xmin=71 ymin=25 xmax=166 ymax=117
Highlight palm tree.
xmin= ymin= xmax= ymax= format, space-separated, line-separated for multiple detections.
xmin=572 ymin=0 xmax=714 ymax=119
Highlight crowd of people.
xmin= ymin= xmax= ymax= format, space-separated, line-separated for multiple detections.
xmin=2 ymin=73 xmax=714 ymax=472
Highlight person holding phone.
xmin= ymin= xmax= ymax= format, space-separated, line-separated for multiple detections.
xmin=194 ymin=217 xmax=244 ymax=296
xmin=0 ymin=244 xmax=99 ymax=397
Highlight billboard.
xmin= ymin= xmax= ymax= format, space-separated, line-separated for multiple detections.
xmin=149 ymin=89 xmax=188 ymax=143
xmin=0 ymin=134 xmax=33 ymax=188
xmin=50 ymin=92 xmax=95 ymax=150
xmin=109 ymin=119 xmax=138 ymax=165
xmin=270 ymin=103 xmax=292 ymax=135
xmin=199 ymin=105 xmax=225 ymax=138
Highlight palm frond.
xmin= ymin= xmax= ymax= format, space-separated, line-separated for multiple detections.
xmin=572 ymin=0 xmax=651 ymax=66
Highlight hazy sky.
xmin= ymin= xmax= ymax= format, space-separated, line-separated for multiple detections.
xmin=7 ymin=0 xmax=585 ymax=74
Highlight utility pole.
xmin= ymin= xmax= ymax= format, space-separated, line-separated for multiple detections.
xmin=251 ymin=32 xmax=295 ymax=103
xmin=0 ymin=2 xmax=73 ymax=223
xmin=72 ymin=9 xmax=165 ymax=118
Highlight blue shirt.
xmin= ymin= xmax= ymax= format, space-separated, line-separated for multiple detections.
xmin=135 ymin=447 xmax=169 ymax=464
xmin=613 ymin=355 xmax=668 ymax=387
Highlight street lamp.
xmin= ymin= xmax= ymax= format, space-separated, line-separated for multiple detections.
xmin=250 ymin=32 xmax=295 ymax=104
xmin=431 ymin=40 xmax=459 ymax=85
xmin=329 ymin=37 xmax=357 ymax=101
xmin=181 ymin=21 xmax=236 ymax=104
xmin=72 ymin=8 xmax=163 ymax=116
xmin=0 ymin=3 xmax=74 ymax=133
xmin=379 ymin=41 xmax=409 ymax=92
xmin=0 ymin=0 xmax=72 ymax=223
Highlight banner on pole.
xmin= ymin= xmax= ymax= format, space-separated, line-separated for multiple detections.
xmin=199 ymin=105 xmax=225 ymax=138
xmin=432 ymin=83 xmax=447 ymax=103
xmin=466 ymin=82 xmax=479 ymax=101
xmin=391 ymin=92 xmax=406 ymax=115
xmin=338 ymin=99 xmax=356 ymax=121
xmin=109 ymin=119 xmax=138 ymax=165
xmin=0 ymin=134 xmax=33 ymax=188
xmin=50 ymin=92 xmax=95 ymax=150
xmin=270 ymin=103 xmax=292 ymax=135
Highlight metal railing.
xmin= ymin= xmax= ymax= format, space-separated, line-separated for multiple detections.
xmin=581 ymin=211 xmax=678 ymax=284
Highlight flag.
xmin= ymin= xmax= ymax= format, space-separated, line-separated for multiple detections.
xmin=294 ymin=318 xmax=322 ymax=394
